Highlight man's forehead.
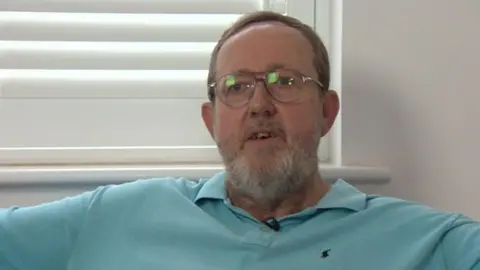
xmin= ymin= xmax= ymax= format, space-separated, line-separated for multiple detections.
xmin=215 ymin=23 xmax=315 ymax=76
xmin=224 ymin=21 xmax=301 ymax=40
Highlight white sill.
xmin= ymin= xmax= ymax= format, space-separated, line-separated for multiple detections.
xmin=0 ymin=164 xmax=390 ymax=186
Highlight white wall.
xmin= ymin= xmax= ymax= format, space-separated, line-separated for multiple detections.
xmin=342 ymin=0 xmax=480 ymax=219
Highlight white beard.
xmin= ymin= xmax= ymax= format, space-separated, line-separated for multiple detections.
xmin=217 ymin=131 xmax=321 ymax=210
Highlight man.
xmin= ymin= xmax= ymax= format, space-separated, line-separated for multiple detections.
xmin=0 ymin=11 xmax=479 ymax=270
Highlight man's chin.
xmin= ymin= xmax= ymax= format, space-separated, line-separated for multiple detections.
xmin=241 ymin=144 xmax=287 ymax=159
xmin=240 ymin=151 xmax=280 ymax=166
xmin=234 ymin=152 xmax=291 ymax=174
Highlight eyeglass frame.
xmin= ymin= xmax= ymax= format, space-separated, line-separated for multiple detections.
xmin=207 ymin=68 xmax=326 ymax=107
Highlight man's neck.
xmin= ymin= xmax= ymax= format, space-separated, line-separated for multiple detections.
xmin=227 ymin=173 xmax=331 ymax=221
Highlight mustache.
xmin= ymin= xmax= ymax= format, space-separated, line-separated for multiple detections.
xmin=243 ymin=120 xmax=286 ymax=140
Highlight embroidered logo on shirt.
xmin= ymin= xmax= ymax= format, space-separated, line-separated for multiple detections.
xmin=321 ymin=249 xmax=331 ymax=259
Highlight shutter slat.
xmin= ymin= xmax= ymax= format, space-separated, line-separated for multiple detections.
xmin=0 ymin=99 xmax=219 ymax=165
xmin=0 ymin=146 xmax=222 ymax=165
xmin=0 ymin=0 xmax=263 ymax=14
xmin=0 ymin=41 xmax=213 ymax=70
xmin=0 ymin=70 xmax=208 ymax=98
xmin=0 ymin=12 xmax=238 ymax=42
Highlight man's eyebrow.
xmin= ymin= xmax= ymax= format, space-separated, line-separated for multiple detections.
xmin=265 ymin=63 xmax=287 ymax=70
xmin=229 ymin=63 xmax=289 ymax=74
xmin=215 ymin=63 xmax=293 ymax=79
xmin=235 ymin=68 xmax=254 ymax=73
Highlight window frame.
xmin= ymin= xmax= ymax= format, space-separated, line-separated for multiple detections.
xmin=0 ymin=0 xmax=335 ymax=172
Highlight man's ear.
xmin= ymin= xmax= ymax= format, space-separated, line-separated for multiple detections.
xmin=320 ymin=89 xmax=340 ymax=136
xmin=201 ymin=102 xmax=215 ymax=139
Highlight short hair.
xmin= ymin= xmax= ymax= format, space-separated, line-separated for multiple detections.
xmin=207 ymin=11 xmax=330 ymax=102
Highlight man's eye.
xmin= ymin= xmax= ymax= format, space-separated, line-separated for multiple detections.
xmin=227 ymin=83 xmax=249 ymax=92
xmin=276 ymin=77 xmax=295 ymax=86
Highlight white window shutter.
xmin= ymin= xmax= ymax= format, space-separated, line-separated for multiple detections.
xmin=0 ymin=0 xmax=330 ymax=167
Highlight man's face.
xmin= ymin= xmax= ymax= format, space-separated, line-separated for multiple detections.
xmin=202 ymin=23 xmax=338 ymax=206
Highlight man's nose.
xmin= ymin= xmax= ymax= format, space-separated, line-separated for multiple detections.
xmin=247 ymin=82 xmax=277 ymax=118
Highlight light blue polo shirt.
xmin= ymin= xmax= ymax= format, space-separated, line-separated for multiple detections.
xmin=1 ymin=171 xmax=479 ymax=270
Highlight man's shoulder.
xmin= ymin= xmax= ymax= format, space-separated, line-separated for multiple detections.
xmin=363 ymin=194 xmax=461 ymax=228
xmin=361 ymin=195 xmax=480 ymax=269
xmin=99 ymin=176 xmax=211 ymax=203
xmin=74 ymin=176 xmax=214 ymax=221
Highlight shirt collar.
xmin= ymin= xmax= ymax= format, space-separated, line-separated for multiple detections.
xmin=194 ymin=170 xmax=367 ymax=212
xmin=194 ymin=171 xmax=228 ymax=202
xmin=313 ymin=178 xmax=367 ymax=212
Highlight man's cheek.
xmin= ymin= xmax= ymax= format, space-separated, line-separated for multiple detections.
xmin=215 ymin=125 xmax=237 ymax=143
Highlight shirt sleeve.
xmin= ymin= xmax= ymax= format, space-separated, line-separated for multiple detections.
xmin=0 ymin=187 xmax=104 ymax=270
xmin=441 ymin=214 xmax=480 ymax=270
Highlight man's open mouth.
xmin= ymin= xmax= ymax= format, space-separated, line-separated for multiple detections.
xmin=248 ymin=132 xmax=274 ymax=140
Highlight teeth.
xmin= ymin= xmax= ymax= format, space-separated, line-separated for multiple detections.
xmin=255 ymin=132 xmax=271 ymax=139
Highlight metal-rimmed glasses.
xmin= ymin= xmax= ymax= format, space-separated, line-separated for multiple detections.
xmin=208 ymin=68 xmax=324 ymax=108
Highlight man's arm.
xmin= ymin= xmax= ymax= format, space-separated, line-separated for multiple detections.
xmin=441 ymin=214 xmax=480 ymax=269
xmin=0 ymin=188 xmax=101 ymax=270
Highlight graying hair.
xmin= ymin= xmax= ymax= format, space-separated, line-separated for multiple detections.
xmin=207 ymin=11 xmax=330 ymax=102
